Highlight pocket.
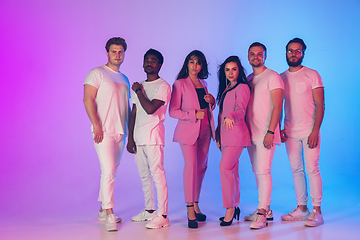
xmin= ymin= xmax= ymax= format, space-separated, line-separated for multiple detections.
xmin=295 ymin=82 xmax=306 ymax=94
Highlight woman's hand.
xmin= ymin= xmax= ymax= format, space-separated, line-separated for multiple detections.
xmin=223 ymin=117 xmax=235 ymax=130
xmin=196 ymin=109 xmax=206 ymax=119
xmin=204 ymin=93 xmax=215 ymax=105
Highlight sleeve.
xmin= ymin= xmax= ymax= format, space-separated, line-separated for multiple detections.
xmin=269 ymin=72 xmax=284 ymax=91
xmin=169 ymin=80 xmax=197 ymax=122
xmin=131 ymin=90 xmax=138 ymax=104
xmin=310 ymin=70 xmax=324 ymax=89
xmin=225 ymin=84 xmax=250 ymax=123
xmin=202 ymin=80 xmax=215 ymax=111
xmin=84 ymin=68 xmax=101 ymax=89
xmin=153 ymin=82 xmax=171 ymax=105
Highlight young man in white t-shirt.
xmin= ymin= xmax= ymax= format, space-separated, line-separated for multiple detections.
xmin=245 ymin=42 xmax=284 ymax=229
xmin=83 ymin=37 xmax=130 ymax=231
xmin=280 ymin=38 xmax=325 ymax=227
xmin=127 ymin=49 xmax=171 ymax=229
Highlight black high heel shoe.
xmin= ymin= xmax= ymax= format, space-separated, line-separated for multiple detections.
xmin=187 ymin=205 xmax=198 ymax=229
xmin=219 ymin=207 xmax=240 ymax=222
xmin=194 ymin=201 xmax=206 ymax=221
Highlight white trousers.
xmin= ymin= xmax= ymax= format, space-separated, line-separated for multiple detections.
xmin=285 ymin=136 xmax=322 ymax=206
xmin=247 ymin=142 xmax=276 ymax=210
xmin=94 ymin=132 xmax=125 ymax=210
xmin=134 ymin=145 xmax=168 ymax=215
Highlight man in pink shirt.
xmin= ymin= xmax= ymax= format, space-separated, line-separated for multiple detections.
xmin=280 ymin=38 xmax=325 ymax=227
xmin=83 ymin=37 xmax=130 ymax=231
xmin=245 ymin=42 xmax=284 ymax=229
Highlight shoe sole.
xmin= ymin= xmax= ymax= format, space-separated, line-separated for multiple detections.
xmin=245 ymin=217 xmax=273 ymax=221
xmin=281 ymin=216 xmax=309 ymax=221
xmin=146 ymin=224 xmax=170 ymax=229
xmin=250 ymin=222 xmax=268 ymax=229
xmin=305 ymin=220 xmax=324 ymax=227
xmin=131 ymin=218 xmax=154 ymax=222
xmin=105 ymin=224 xmax=118 ymax=231
xmin=99 ymin=218 xmax=122 ymax=223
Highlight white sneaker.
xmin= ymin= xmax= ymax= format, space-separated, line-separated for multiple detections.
xmin=305 ymin=209 xmax=324 ymax=227
xmin=131 ymin=209 xmax=157 ymax=222
xmin=250 ymin=214 xmax=268 ymax=229
xmin=145 ymin=215 xmax=170 ymax=229
xmin=98 ymin=210 xmax=122 ymax=222
xmin=244 ymin=209 xmax=273 ymax=221
xmin=105 ymin=214 xmax=118 ymax=231
xmin=281 ymin=207 xmax=310 ymax=221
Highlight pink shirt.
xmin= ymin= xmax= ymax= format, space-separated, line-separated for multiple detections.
xmin=246 ymin=68 xmax=284 ymax=145
xmin=280 ymin=66 xmax=324 ymax=138
xmin=84 ymin=65 xmax=130 ymax=135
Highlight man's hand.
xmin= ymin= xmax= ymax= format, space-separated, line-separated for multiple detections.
xmin=223 ymin=117 xmax=235 ymax=130
xmin=307 ymin=130 xmax=319 ymax=149
xmin=93 ymin=124 xmax=103 ymax=143
xmin=196 ymin=109 xmax=206 ymax=120
xmin=132 ymin=82 xmax=142 ymax=92
xmin=280 ymin=129 xmax=288 ymax=143
xmin=263 ymin=133 xmax=274 ymax=149
xmin=127 ymin=138 xmax=137 ymax=154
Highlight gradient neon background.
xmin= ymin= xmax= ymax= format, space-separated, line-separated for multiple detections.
xmin=1 ymin=0 xmax=359 ymax=222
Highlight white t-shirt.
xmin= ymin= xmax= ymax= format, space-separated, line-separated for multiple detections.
xmin=84 ymin=65 xmax=130 ymax=135
xmin=280 ymin=66 xmax=324 ymax=138
xmin=131 ymin=78 xmax=171 ymax=146
xmin=246 ymin=68 xmax=284 ymax=145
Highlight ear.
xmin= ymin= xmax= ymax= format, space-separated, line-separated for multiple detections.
xmin=264 ymin=54 xmax=267 ymax=61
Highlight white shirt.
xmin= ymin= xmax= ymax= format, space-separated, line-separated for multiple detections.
xmin=246 ymin=68 xmax=284 ymax=145
xmin=84 ymin=65 xmax=130 ymax=135
xmin=281 ymin=66 xmax=324 ymax=138
xmin=131 ymin=78 xmax=171 ymax=146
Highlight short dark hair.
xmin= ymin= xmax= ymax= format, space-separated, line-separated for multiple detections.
xmin=248 ymin=42 xmax=267 ymax=55
xmin=144 ymin=48 xmax=164 ymax=64
xmin=286 ymin=38 xmax=307 ymax=53
xmin=105 ymin=37 xmax=127 ymax=52
xmin=176 ymin=50 xmax=209 ymax=80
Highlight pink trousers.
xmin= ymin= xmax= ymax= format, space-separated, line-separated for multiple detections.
xmin=180 ymin=114 xmax=211 ymax=203
xmin=219 ymin=146 xmax=244 ymax=208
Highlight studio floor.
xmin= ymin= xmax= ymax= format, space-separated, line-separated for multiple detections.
xmin=1 ymin=206 xmax=357 ymax=240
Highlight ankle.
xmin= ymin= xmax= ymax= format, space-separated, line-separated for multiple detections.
xmin=298 ymin=205 xmax=308 ymax=212
xmin=146 ymin=209 xmax=155 ymax=214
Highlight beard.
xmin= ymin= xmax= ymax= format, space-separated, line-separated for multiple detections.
xmin=250 ymin=62 xmax=262 ymax=68
xmin=286 ymin=56 xmax=303 ymax=67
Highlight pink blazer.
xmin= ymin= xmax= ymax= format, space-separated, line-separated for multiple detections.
xmin=169 ymin=77 xmax=216 ymax=145
xmin=216 ymin=84 xmax=251 ymax=147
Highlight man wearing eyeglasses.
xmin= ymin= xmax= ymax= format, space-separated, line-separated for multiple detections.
xmin=280 ymin=38 xmax=325 ymax=227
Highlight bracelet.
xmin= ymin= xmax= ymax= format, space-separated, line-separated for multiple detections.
xmin=267 ymin=130 xmax=274 ymax=134
xmin=135 ymin=88 xmax=141 ymax=93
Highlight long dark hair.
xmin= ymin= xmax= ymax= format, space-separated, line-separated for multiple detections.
xmin=216 ymin=56 xmax=250 ymax=109
xmin=176 ymin=50 xmax=209 ymax=80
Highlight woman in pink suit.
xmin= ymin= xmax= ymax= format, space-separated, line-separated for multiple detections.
xmin=169 ymin=50 xmax=215 ymax=229
xmin=216 ymin=56 xmax=251 ymax=226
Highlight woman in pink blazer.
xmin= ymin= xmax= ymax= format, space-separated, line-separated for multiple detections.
xmin=169 ymin=50 xmax=215 ymax=229
xmin=216 ymin=56 xmax=251 ymax=226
